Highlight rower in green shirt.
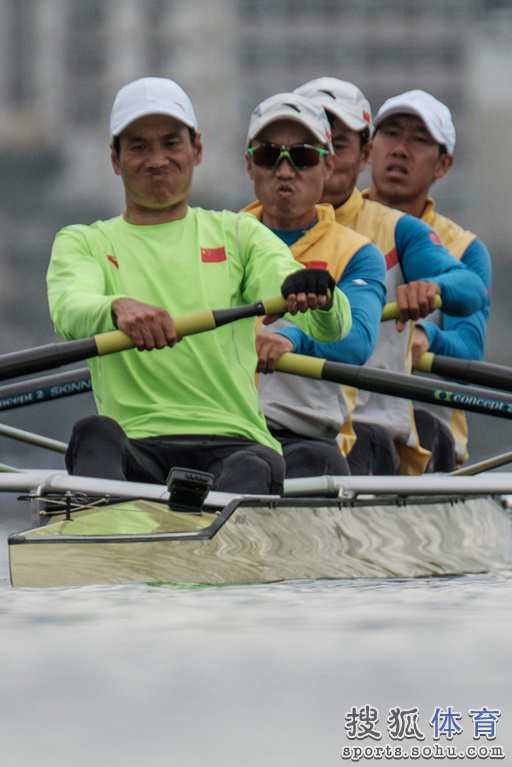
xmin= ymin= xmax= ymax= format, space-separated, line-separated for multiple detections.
xmin=47 ymin=76 xmax=351 ymax=495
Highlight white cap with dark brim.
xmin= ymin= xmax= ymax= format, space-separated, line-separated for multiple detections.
xmin=372 ymin=89 xmax=455 ymax=154
xmin=246 ymin=92 xmax=333 ymax=152
xmin=294 ymin=77 xmax=372 ymax=132
xmin=110 ymin=77 xmax=198 ymax=140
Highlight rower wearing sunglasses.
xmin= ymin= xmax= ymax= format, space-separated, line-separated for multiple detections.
xmin=243 ymin=92 xmax=387 ymax=478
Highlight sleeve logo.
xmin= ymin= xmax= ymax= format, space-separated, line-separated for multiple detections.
xmin=429 ymin=231 xmax=443 ymax=246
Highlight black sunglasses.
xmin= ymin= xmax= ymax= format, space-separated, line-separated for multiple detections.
xmin=247 ymin=143 xmax=329 ymax=170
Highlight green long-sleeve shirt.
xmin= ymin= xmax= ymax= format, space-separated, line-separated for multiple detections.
xmin=47 ymin=207 xmax=351 ymax=450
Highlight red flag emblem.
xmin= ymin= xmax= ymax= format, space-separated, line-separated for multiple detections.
xmin=303 ymin=261 xmax=328 ymax=270
xmin=201 ymin=247 xmax=227 ymax=263
xmin=107 ymin=255 xmax=119 ymax=269
xmin=429 ymin=231 xmax=443 ymax=246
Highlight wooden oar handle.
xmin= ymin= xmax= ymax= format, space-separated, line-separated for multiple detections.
xmin=381 ymin=295 xmax=442 ymax=322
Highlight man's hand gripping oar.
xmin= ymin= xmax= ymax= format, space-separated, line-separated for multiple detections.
xmin=0 ymin=295 xmax=285 ymax=383
xmin=0 ymin=268 xmax=337 ymax=383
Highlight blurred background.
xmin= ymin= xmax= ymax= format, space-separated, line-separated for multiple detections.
xmin=0 ymin=0 xmax=510 ymax=468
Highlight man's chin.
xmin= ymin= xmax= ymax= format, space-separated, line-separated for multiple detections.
xmin=143 ymin=192 xmax=185 ymax=209
xmin=377 ymin=180 xmax=409 ymax=203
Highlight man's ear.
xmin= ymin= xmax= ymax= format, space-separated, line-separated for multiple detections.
xmin=245 ymin=152 xmax=255 ymax=180
xmin=193 ymin=132 xmax=203 ymax=167
xmin=110 ymin=144 xmax=121 ymax=176
xmin=361 ymin=139 xmax=372 ymax=172
xmin=323 ymin=153 xmax=335 ymax=181
xmin=433 ymin=151 xmax=454 ymax=181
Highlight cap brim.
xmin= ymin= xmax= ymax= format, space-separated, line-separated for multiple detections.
xmin=111 ymin=108 xmax=196 ymax=140
xmin=325 ymin=107 xmax=370 ymax=132
xmin=372 ymin=104 xmax=444 ymax=147
xmin=247 ymin=111 xmax=332 ymax=151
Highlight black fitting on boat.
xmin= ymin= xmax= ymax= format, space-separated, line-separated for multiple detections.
xmin=166 ymin=467 xmax=214 ymax=514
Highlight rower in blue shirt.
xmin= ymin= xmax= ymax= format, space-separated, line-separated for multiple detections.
xmin=293 ymin=77 xmax=488 ymax=475
xmin=368 ymin=88 xmax=491 ymax=471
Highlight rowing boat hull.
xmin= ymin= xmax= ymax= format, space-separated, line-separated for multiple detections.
xmin=8 ymin=495 xmax=511 ymax=587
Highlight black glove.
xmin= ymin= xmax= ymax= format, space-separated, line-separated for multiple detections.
xmin=280 ymin=268 xmax=336 ymax=299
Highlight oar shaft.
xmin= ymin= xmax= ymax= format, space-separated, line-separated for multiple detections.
xmin=0 ymin=424 xmax=67 ymax=453
xmin=0 ymin=338 xmax=99 ymax=383
xmin=0 ymin=463 xmax=23 ymax=473
xmin=380 ymin=298 xmax=512 ymax=393
xmin=275 ymin=353 xmax=512 ymax=420
xmin=416 ymin=352 xmax=512 ymax=393
xmin=451 ymin=451 xmax=512 ymax=476
xmin=0 ymin=295 xmax=287 ymax=383
xmin=0 ymin=368 xmax=91 ymax=413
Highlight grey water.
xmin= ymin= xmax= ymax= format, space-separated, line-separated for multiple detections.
xmin=0 ymin=551 xmax=511 ymax=767
xmin=0 ymin=397 xmax=511 ymax=766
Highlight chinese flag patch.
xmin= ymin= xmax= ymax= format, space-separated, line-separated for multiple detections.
xmin=201 ymin=247 xmax=227 ymax=263
xmin=303 ymin=260 xmax=328 ymax=270
xmin=107 ymin=254 xmax=119 ymax=268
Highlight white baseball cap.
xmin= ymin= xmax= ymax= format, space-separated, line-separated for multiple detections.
xmin=372 ymin=90 xmax=456 ymax=153
xmin=110 ymin=77 xmax=198 ymax=140
xmin=294 ymin=77 xmax=371 ymax=132
xmin=246 ymin=92 xmax=333 ymax=152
